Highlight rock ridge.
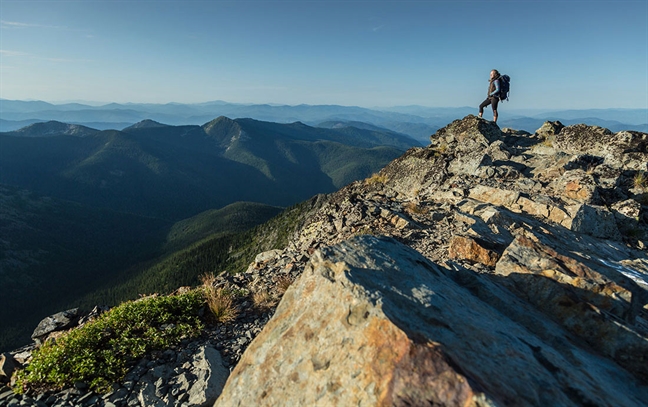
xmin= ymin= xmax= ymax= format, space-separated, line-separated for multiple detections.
xmin=4 ymin=115 xmax=648 ymax=406
xmin=213 ymin=115 xmax=648 ymax=406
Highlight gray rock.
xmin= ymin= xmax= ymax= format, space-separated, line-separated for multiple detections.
xmin=0 ymin=353 xmax=18 ymax=382
xmin=31 ymin=309 xmax=79 ymax=343
xmin=569 ymin=204 xmax=622 ymax=240
xmin=535 ymin=120 xmax=564 ymax=138
xmin=0 ymin=386 xmax=16 ymax=402
xmin=187 ymin=345 xmax=228 ymax=407
xmin=254 ymin=249 xmax=283 ymax=264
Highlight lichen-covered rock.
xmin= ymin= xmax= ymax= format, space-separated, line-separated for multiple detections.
xmin=215 ymin=236 xmax=648 ymax=407
xmin=431 ymin=114 xmax=503 ymax=148
xmin=535 ymin=120 xmax=564 ymax=139
xmin=448 ymin=235 xmax=501 ymax=266
xmin=549 ymin=169 xmax=600 ymax=204
xmin=554 ymin=125 xmax=648 ymax=171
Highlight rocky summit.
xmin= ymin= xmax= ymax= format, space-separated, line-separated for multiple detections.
xmin=3 ymin=115 xmax=648 ymax=407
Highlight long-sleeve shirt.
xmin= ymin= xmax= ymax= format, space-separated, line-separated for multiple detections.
xmin=489 ymin=79 xmax=501 ymax=97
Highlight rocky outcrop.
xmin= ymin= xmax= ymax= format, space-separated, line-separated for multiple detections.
xmin=216 ymin=235 xmax=647 ymax=406
xmin=213 ymin=115 xmax=648 ymax=406
xmin=5 ymin=115 xmax=648 ymax=406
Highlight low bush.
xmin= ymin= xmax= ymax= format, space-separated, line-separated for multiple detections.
xmin=13 ymin=290 xmax=205 ymax=393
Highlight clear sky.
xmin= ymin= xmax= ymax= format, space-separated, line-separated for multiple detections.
xmin=1 ymin=0 xmax=647 ymax=110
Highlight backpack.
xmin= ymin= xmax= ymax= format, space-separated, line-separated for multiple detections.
xmin=498 ymin=75 xmax=511 ymax=101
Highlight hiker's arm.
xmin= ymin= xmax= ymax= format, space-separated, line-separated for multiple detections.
xmin=490 ymin=80 xmax=500 ymax=96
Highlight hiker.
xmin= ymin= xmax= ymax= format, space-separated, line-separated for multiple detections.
xmin=478 ymin=69 xmax=502 ymax=123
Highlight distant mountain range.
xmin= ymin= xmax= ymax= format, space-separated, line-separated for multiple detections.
xmin=1 ymin=117 xmax=411 ymax=220
xmin=1 ymin=100 xmax=646 ymax=141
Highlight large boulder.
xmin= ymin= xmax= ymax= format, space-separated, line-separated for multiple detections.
xmin=214 ymin=235 xmax=648 ymax=407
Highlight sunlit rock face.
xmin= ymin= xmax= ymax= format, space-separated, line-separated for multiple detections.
xmin=214 ymin=116 xmax=648 ymax=406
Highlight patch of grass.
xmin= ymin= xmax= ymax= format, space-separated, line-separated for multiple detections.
xmin=365 ymin=173 xmax=387 ymax=185
xmin=432 ymin=143 xmax=448 ymax=156
xmin=540 ymin=135 xmax=555 ymax=147
xmin=252 ymin=289 xmax=276 ymax=309
xmin=12 ymin=291 xmax=204 ymax=394
xmin=634 ymin=171 xmax=647 ymax=190
xmin=354 ymin=225 xmax=377 ymax=236
xmin=404 ymin=201 xmax=427 ymax=215
xmin=201 ymin=274 xmax=238 ymax=324
xmin=274 ymin=275 xmax=293 ymax=295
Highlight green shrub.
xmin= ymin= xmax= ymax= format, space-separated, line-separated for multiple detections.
xmin=13 ymin=290 xmax=205 ymax=393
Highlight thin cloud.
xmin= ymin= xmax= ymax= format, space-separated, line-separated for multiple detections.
xmin=372 ymin=25 xmax=385 ymax=32
xmin=0 ymin=49 xmax=30 ymax=57
xmin=1 ymin=20 xmax=68 ymax=30
xmin=0 ymin=20 xmax=93 ymax=37
xmin=0 ymin=49 xmax=92 ymax=64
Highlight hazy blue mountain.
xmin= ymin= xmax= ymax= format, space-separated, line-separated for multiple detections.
xmin=532 ymin=108 xmax=647 ymax=125
xmin=376 ymin=105 xmax=475 ymax=118
xmin=317 ymin=120 xmax=432 ymax=145
xmin=0 ymin=117 xmax=406 ymax=220
xmin=0 ymin=118 xmax=43 ymax=132
xmin=318 ymin=120 xmax=393 ymax=131
xmin=4 ymin=120 xmax=100 ymax=137
xmin=123 ymin=119 xmax=170 ymax=130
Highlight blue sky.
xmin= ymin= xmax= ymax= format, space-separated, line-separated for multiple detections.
xmin=1 ymin=0 xmax=646 ymax=110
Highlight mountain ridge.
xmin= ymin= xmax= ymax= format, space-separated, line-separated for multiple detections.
xmin=2 ymin=98 xmax=645 ymax=138
xmin=1 ymin=117 xmax=409 ymax=220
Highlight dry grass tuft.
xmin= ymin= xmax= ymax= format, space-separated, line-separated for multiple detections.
xmin=634 ymin=171 xmax=647 ymax=190
xmin=540 ymin=134 xmax=555 ymax=147
xmin=433 ymin=143 xmax=448 ymax=155
xmin=365 ymin=173 xmax=387 ymax=185
xmin=274 ymin=275 xmax=294 ymax=295
xmin=404 ymin=201 xmax=427 ymax=215
xmin=252 ymin=289 xmax=277 ymax=309
xmin=200 ymin=274 xmax=238 ymax=323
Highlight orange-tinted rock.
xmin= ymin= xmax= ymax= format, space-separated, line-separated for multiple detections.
xmin=448 ymin=235 xmax=500 ymax=267
xmin=215 ymin=236 xmax=648 ymax=407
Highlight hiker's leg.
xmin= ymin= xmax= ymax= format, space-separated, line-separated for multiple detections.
xmin=491 ymin=97 xmax=499 ymax=123
xmin=478 ymin=98 xmax=491 ymax=117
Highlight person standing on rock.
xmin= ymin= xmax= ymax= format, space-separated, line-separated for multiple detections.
xmin=478 ymin=69 xmax=502 ymax=123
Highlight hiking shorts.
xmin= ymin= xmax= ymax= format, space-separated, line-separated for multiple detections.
xmin=479 ymin=96 xmax=499 ymax=113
